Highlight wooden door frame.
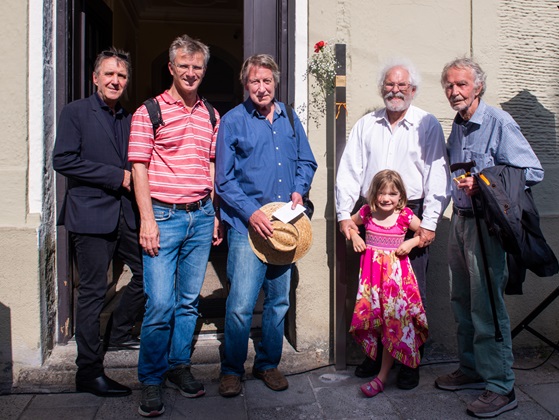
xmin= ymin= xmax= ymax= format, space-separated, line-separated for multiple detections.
xmin=243 ymin=0 xmax=295 ymax=105
xmin=54 ymin=0 xmax=113 ymax=344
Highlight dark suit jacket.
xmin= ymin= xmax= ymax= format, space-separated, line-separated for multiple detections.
xmin=53 ymin=93 xmax=137 ymax=234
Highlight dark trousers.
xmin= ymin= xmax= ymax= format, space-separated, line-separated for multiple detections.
xmin=403 ymin=200 xmax=428 ymax=365
xmin=71 ymin=211 xmax=143 ymax=381
xmin=107 ymin=216 xmax=144 ymax=344
xmin=406 ymin=199 xmax=429 ymax=304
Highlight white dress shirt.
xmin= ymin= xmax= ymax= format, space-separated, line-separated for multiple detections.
xmin=335 ymin=105 xmax=451 ymax=231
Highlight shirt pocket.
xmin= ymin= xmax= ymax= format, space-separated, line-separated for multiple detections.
xmin=281 ymin=132 xmax=299 ymax=162
xmin=466 ymin=151 xmax=495 ymax=173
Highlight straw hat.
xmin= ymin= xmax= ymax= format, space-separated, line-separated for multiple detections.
xmin=248 ymin=202 xmax=313 ymax=265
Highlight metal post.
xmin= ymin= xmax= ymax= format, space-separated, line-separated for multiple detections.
xmin=334 ymin=43 xmax=347 ymax=370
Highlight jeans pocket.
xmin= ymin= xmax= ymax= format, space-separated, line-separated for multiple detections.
xmin=200 ymin=199 xmax=216 ymax=217
xmin=153 ymin=206 xmax=172 ymax=221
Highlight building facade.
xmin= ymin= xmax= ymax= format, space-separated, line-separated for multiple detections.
xmin=0 ymin=0 xmax=557 ymax=391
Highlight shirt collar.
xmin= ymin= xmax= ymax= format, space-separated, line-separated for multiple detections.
xmin=374 ymin=104 xmax=418 ymax=127
xmin=245 ymin=98 xmax=281 ymax=118
xmin=95 ymin=92 xmax=123 ymax=115
xmin=160 ymin=90 xmax=203 ymax=108
xmin=454 ymin=99 xmax=486 ymax=126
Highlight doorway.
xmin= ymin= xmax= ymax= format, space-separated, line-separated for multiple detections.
xmin=55 ymin=0 xmax=295 ymax=344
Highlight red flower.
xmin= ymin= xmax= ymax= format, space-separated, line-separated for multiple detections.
xmin=314 ymin=41 xmax=326 ymax=53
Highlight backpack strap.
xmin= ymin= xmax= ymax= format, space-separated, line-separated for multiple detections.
xmin=284 ymin=103 xmax=314 ymax=220
xmin=143 ymin=96 xmax=217 ymax=132
xmin=143 ymin=97 xmax=164 ymax=132
xmin=285 ymin=104 xmax=295 ymax=135
xmin=201 ymin=97 xmax=217 ymax=129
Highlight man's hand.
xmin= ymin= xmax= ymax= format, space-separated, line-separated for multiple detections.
xmin=415 ymin=227 xmax=435 ymax=248
xmin=291 ymin=192 xmax=303 ymax=208
xmin=249 ymin=209 xmax=274 ymax=240
xmin=213 ymin=217 xmax=224 ymax=246
xmin=139 ymin=218 xmax=160 ymax=257
xmin=457 ymin=175 xmax=479 ymax=197
xmin=339 ymin=219 xmax=358 ymax=240
xmin=121 ymin=169 xmax=132 ymax=192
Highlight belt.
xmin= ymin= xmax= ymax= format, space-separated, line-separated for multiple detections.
xmin=453 ymin=206 xmax=474 ymax=218
xmin=152 ymin=195 xmax=211 ymax=212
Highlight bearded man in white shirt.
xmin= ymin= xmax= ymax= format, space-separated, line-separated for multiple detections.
xmin=335 ymin=59 xmax=451 ymax=389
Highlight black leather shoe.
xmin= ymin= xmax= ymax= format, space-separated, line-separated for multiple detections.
xmin=76 ymin=374 xmax=132 ymax=397
xmin=354 ymin=356 xmax=381 ymax=378
xmin=106 ymin=337 xmax=141 ymax=351
xmin=397 ymin=365 xmax=420 ymax=390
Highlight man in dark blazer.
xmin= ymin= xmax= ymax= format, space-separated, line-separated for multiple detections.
xmin=53 ymin=48 xmax=143 ymax=397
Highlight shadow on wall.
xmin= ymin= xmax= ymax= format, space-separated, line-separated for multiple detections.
xmin=0 ymin=302 xmax=12 ymax=394
xmin=501 ymin=90 xmax=558 ymax=162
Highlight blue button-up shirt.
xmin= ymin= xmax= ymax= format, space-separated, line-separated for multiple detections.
xmin=215 ymin=99 xmax=317 ymax=234
xmin=448 ymin=99 xmax=543 ymax=209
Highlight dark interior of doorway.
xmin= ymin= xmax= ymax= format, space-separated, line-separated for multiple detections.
xmin=58 ymin=0 xmax=293 ymax=346
xmin=93 ymin=0 xmax=246 ymax=341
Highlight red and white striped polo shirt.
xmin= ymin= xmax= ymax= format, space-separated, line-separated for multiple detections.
xmin=128 ymin=91 xmax=219 ymax=204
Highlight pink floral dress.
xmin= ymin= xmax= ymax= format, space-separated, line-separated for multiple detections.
xmin=349 ymin=205 xmax=428 ymax=368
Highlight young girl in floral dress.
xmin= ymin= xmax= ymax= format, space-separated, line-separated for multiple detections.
xmin=348 ymin=169 xmax=428 ymax=397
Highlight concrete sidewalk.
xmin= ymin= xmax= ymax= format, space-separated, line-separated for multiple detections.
xmin=2 ymin=351 xmax=558 ymax=419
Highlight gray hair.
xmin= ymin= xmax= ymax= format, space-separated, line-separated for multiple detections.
xmin=440 ymin=57 xmax=487 ymax=98
xmin=377 ymin=58 xmax=421 ymax=96
xmin=169 ymin=34 xmax=210 ymax=68
xmin=94 ymin=47 xmax=131 ymax=77
xmin=240 ymin=54 xmax=280 ymax=86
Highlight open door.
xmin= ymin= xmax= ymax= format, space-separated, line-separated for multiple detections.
xmin=55 ymin=0 xmax=114 ymax=343
xmin=55 ymin=0 xmax=295 ymax=344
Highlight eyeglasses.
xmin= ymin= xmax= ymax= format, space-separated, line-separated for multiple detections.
xmin=101 ymin=50 xmax=129 ymax=61
xmin=383 ymin=82 xmax=412 ymax=92
xmin=172 ymin=62 xmax=204 ymax=74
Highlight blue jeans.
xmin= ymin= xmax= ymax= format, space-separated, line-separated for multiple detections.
xmin=138 ymin=199 xmax=215 ymax=385
xmin=448 ymin=214 xmax=514 ymax=395
xmin=221 ymin=228 xmax=292 ymax=376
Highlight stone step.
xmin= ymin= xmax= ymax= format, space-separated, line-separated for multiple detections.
xmin=12 ymin=336 xmax=329 ymax=394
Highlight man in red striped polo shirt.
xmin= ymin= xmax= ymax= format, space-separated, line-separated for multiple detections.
xmin=129 ymin=34 xmax=223 ymax=418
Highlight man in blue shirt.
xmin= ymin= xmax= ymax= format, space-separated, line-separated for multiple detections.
xmin=215 ymin=54 xmax=317 ymax=397
xmin=435 ymin=58 xmax=543 ymax=418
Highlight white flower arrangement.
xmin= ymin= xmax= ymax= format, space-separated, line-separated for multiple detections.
xmin=304 ymin=40 xmax=339 ymax=128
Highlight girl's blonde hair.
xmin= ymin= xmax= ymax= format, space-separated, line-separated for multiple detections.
xmin=366 ymin=169 xmax=408 ymax=212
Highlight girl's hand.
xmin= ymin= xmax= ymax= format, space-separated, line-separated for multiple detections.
xmin=395 ymin=238 xmax=417 ymax=256
xmin=350 ymin=230 xmax=366 ymax=253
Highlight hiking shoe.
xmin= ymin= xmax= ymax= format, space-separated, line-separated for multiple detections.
xmin=354 ymin=356 xmax=381 ymax=378
xmin=435 ymin=369 xmax=486 ymax=391
xmin=218 ymin=374 xmax=242 ymax=397
xmin=165 ymin=365 xmax=205 ymax=398
xmin=252 ymin=367 xmax=288 ymax=391
xmin=467 ymin=389 xmax=517 ymax=418
xmin=397 ymin=364 xmax=420 ymax=390
xmin=138 ymin=385 xmax=165 ymax=417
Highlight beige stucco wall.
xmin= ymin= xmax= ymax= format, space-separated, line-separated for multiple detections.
xmin=307 ymin=0 xmax=559 ymax=357
xmin=0 ymin=0 xmax=44 ymax=386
